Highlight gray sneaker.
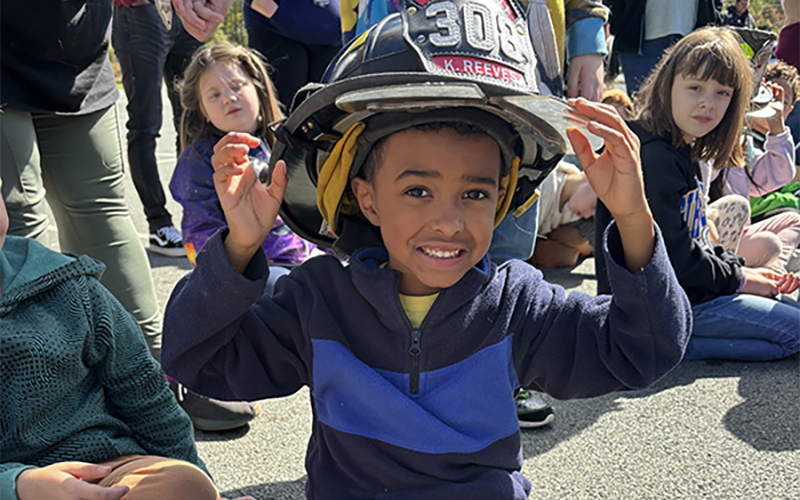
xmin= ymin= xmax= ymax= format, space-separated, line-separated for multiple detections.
xmin=170 ymin=381 xmax=261 ymax=432
xmin=516 ymin=390 xmax=554 ymax=429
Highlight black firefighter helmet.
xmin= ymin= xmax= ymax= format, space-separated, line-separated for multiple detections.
xmin=267 ymin=0 xmax=602 ymax=254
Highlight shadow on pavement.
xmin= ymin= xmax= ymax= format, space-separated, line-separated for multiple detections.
xmin=195 ymin=424 xmax=253 ymax=442
xmin=724 ymin=355 xmax=799 ymax=451
xmin=520 ymin=393 xmax=619 ymax=459
xmin=146 ymin=251 xmax=194 ymax=271
xmin=520 ymin=355 xmax=799 ymax=458
xmin=621 ymin=356 xmax=799 ymax=451
xmin=221 ymin=477 xmax=307 ymax=500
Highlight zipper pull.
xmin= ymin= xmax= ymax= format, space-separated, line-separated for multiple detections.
xmin=409 ymin=329 xmax=422 ymax=356
xmin=409 ymin=329 xmax=422 ymax=394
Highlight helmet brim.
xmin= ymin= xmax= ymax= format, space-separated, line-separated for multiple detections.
xmin=267 ymin=75 xmax=603 ymax=248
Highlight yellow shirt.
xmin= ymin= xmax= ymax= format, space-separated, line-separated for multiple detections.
xmin=399 ymin=293 xmax=439 ymax=329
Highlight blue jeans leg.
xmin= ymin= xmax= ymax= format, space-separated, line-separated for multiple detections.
xmin=686 ymin=293 xmax=800 ymax=361
xmin=489 ymin=199 xmax=540 ymax=265
xmin=619 ymin=35 xmax=682 ymax=96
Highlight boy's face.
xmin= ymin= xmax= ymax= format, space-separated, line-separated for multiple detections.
xmin=351 ymin=128 xmax=504 ymax=296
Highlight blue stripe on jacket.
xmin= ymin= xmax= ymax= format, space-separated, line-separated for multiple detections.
xmin=312 ymin=335 xmax=520 ymax=454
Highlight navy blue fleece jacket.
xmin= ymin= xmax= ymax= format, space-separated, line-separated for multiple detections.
xmin=162 ymin=222 xmax=690 ymax=500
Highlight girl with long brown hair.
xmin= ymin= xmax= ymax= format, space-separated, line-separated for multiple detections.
xmin=595 ymin=27 xmax=800 ymax=361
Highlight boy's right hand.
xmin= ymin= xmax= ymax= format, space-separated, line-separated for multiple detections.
xmin=17 ymin=462 xmax=129 ymax=500
xmin=211 ymin=132 xmax=288 ymax=272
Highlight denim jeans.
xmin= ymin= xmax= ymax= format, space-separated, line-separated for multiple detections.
xmin=489 ymin=199 xmax=540 ymax=265
xmin=619 ymin=35 xmax=682 ymax=96
xmin=112 ymin=4 xmax=201 ymax=232
xmin=686 ymin=293 xmax=800 ymax=361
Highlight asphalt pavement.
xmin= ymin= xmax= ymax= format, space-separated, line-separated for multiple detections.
xmin=41 ymin=91 xmax=800 ymax=500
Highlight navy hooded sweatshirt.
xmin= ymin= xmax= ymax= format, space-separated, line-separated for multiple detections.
xmin=163 ymin=222 xmax=691 ymax=499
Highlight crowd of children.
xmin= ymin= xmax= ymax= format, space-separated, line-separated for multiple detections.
xmin=2 ymin=1 xmax=800 ymax=499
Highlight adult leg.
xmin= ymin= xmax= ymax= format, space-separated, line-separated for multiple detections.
xmin=33 ymin=107 xmax=162 ymax=360
xmin=0 ymin=109 xmax=51 ymax=246
xmin=619 ymin=35 xmax=682 ymax=96
xmin=247 ymin=28 xmax=309 ymax=109
xmin=164 ymin=17 xmax=202 ymax=156
xmin=94 ymin=455 xmax=218 ymax=500
xmin=112 ymin=4 xmax=174 ymax=233
xmin=687 ymin=293 xmax=800 ymax=361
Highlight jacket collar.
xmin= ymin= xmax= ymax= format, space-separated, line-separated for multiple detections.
xmin=349 ymin=246 xmax=495 ymax=327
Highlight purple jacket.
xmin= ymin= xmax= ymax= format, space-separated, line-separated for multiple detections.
xmin=170 ymin=138 xmax=315 ymax=266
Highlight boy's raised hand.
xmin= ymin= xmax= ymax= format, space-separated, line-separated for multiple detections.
xmin=16 ymin=462 xmax=129 ymax=500
xmin=567 ymin=97 xmax=655 ymax=272
xmin=211 ymin=132 xmax=288 ymax=272
xmin=566 ymin=98 xmax=648 ymax=219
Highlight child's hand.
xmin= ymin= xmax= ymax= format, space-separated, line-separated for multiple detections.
xmin=741 ymin=267 xmax=798 ymax=297
xmin=16 ymin=462 xmax=129 ymax=500
xmin=566 ymin=98 xmax=649 ymax=221
xmin=567 ymin=98 xmax=654 ymax=272
xmin=211 ymin=132 xmax=288 ymax=272
xmin=765 ymin=82 xmax=787 ymax=135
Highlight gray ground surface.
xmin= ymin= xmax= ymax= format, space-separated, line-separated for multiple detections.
xmin=42 ymin=93 xmax=799 ymax=500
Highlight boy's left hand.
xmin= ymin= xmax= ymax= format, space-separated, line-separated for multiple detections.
xmin=567 ymin=98 xmax=655 ymax=272
xmin=566 ymin=98 xmax=649 ymax=222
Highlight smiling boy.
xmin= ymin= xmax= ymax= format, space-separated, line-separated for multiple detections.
xmin=162 ymin=2 xmax=691 ymax=499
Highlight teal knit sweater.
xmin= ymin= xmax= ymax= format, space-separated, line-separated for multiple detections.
xmin=0 ymin=236 xmax=204 ymax=499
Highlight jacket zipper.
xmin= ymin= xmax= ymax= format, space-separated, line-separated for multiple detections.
xmin=409 ymin=329 xmax=422 ymax=394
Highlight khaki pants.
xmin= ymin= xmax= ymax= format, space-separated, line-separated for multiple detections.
xmin=91 ymin=455 xmax=219 ymax=500
xmin=0 ymin=106 xmax=162 ymax=359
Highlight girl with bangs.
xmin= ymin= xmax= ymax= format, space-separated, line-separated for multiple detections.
xmin=595 ymin=27 xmax=800 ymax=362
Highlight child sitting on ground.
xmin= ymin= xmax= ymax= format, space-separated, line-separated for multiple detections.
xmin=704 ymin=61 xmax=800 ymax=272
xmin=171 ymin=43 xmax=315 ymax=269
xmin=162 ymin=2 xmax=691 ymax=498
xmin=750 ymin=61 xmax=800 ymax=220
xmin=530 ymin=161 xmax=597 ymax=268
xmin=0 ymin=185 xmax=251 ymax=500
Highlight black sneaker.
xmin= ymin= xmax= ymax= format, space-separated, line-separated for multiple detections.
xmin=170 ymin=381 xmax=261 ymax=432
xmin=516 ymin=390 xmax=554 ymax=429
xmin=149 ymin=225 xmax=186 ymax=257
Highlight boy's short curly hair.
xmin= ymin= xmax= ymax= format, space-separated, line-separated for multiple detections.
xmin=764 ymin=61 xmax=800 ymax=104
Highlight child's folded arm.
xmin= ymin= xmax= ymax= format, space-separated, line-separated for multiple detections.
xmin=644 ymin=151 xmax=743 ymax=299
xmin=0 ymin=463 xmax=36 ymax=499
xmin=748 ymin=130 xmax=796 ymax=197
xmin=513 ymin=222 xmax=691 ymax=400
xmin=83 ymin=277 xmax=205 ymax=471
xmin=162 ymin=229 xmax=310 ymax=403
